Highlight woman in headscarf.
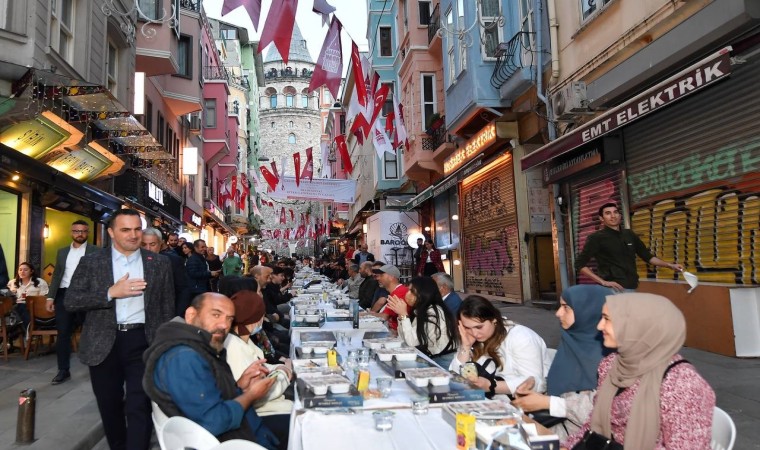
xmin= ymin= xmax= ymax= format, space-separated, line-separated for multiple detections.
xmin=512 ymin=285 xmax=609 ymax=440
xmin=563 ymin=293 xmax=715 ymax=449
xmin=224 ymin=289 xmax=293 ymax=450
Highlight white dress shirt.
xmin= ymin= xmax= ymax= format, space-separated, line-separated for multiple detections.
xmin=111 ymin=249 xmax=145 ymax=324
xmin=60 ymin=242 xmax=88 ymax=289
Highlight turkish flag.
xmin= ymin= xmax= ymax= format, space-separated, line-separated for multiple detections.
xmin=270 ymin=161 xmax=279 ymax=180
xmin=302 ymin=147 xmax=314 ymax=181
xmin=394 ymin=97 xmax=409 ymax=150
xmin=308 ymin=17 xmax=342 ymax=100
xmin=221 ymin=0 xmax=262 ymax=31
xmin=238 ymin=173 xmax=249 ymax=210
xmin=350 ymin=41 xmax=367 ymax=107
xmin=335 ymin=135 xmax=352 ymax=174
xmin=279 ymin=207 xmax=286 ymax=224
xmin=259 ymin=166 xmax=279 ymax=191
xmin=258 ymin=0 xmax=298 ymax=64
xmin=289 ymin=209 xmax=295 ymax=221
xmin=350 ymin=113 xmax=371 ymax=142
xmin=293 ymin=151 xmax=301 ymax=187
xmin=369 ymin=83 xmax=390 ymax=128
xmin=385 ymin=111 xmax=395 ymax=134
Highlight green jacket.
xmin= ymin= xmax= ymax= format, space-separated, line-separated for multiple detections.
xmin=222 ymin=255 xmax=243 ymax=276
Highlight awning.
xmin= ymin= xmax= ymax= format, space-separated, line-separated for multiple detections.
xmin=521 ymin=46 xmax=733 ymax=171
xmin=404 ymin=153 xmax=485 ymax=210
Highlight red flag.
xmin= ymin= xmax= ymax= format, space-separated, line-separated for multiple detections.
xmin=335 ymin=135 xmax=353 ymax=174
xmin=350 ymin=113 xmax=371 ymax=142
xmin=274 ymin=229 xmax=281 ymax=239
xmin=231 ymin=174 xmax=238 ymax=198
xmin=369 ymin=83 xmax=390 ymax=128
xmin=302 ymin=147 xmax=314 ymax=181
xmin=270 ymin=161 xmax=279 ymax=180
xmin=285 ymin=228 xmax=291 ymax=240
xmin=350 ymin=41 xmax=367 ymax=107
xmin=222 ymin=0 xmax=262 ymax=31
xmin=259 ymin=166 xmax=279 ymax=191
xmin=289 ymin=209 xmax=295 ymax=221
xmin=312 ymin=0 xmax=335 ymax=26
xmin=293 ymin=151 xmax=301 ymax=187
xmin=385 ymin=111 xmax=395 ymax=134
xmin=258 ymin=0 xmax=297 ymax=64
xmin=239 ymin=173 xmax=249 ymax=209
xmin=308 ymin=17 xmax=342 ymax=100
xmin=279 ymin=207 xmax=286 ymax=224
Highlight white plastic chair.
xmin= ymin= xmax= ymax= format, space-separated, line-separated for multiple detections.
xmin=152 ymin=402 xmax=170 ymax=448
xmin=711 ymin=407 xmax=736 ymax=450
xmin=211 ymin=439 xmax=268 ymax=449
xmin=160 ymin=416 xmax=220 ymax=450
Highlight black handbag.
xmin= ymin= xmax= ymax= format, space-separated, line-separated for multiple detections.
xmin=528 ymin=409 xmax=567 ymax=429
xmin=571 ymin=430 xmax=624 ymax=450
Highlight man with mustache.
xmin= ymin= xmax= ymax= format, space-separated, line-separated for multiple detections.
xmin=143 ymin=293 xmax=279 ymax=449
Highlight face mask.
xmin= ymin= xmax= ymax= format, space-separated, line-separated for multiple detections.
xmin=251 ymin=324 xmax=263 ymax=335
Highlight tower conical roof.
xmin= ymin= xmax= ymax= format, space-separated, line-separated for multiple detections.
xmin=264 ymin=22 xmax=313 ymax=64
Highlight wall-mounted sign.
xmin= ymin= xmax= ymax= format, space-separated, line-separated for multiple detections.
xmin=184 ymin=207 xmax=203 ymax=227
xmin=443 ymin=122 xmax=515 ymax=175
xmin=543 ymin=147 xmax=602 ymax=184
xmin=148 ymin=181 xmax=164 ymax=205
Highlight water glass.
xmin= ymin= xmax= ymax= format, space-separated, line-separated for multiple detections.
xmin=334 ymin=331 xmax=345 ymax=344
xmin=372 ymin=410 xmax=395 ymax=431
xmin=358 ymin=353 xmax=370 ymax=369
xmin=376 ymin=376 xmax=393 ymax=398
xmin=411 ymin=395 xmax=430 ymax=415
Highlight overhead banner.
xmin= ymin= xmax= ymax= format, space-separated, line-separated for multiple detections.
xmin=267 ymin=176 xmax=357 ymax=203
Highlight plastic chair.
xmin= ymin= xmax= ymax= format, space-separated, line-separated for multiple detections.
xmin=152 ymin=402 xmax=170 ymax=448
xmin=711 ymin=406 xmax=736 ymax=450
xmin=0 ymin=296 xmax=25 ymax=361
xmin=160 ymin=416 xmax=220 ymax=450
xmin=24 ymin=296 xmax=58 ymax=360
xmin=211 ymin=440 xmax=268 ymax=450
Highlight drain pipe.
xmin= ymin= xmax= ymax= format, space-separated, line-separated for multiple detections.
xmin=534 ymin=0 xmax=569 ymax=291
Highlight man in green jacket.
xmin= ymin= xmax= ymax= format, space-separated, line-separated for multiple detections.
xmin=222 ymin=247 xmax=244 ymax=276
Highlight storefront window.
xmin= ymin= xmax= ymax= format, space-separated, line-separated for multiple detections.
xmin=0 ymin=189 xmax=19 ymax=276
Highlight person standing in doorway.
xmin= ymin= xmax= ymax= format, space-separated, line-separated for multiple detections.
xmin=416 ymin=239 xmax=445 ymax=277
xmin=206 ymin=246 xmax=223 ymax=292
xmin=65 ymin=209 xmax=175 ymax=450
xmin=46 ymin=220 xmax=99 ymax=385
xmin=575 ymin=203 xmax=683 ymax=291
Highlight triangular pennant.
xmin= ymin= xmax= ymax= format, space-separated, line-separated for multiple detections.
xmin=312 ymin=0 xmax=335 ymax=26
xmin=308 ymin=17 xmax=343 ymax=100
xmin=302 ymin=147 xmax=314 ymax=181
xmin=293 ymin=151 xmax=301 ymax=187
xmin=335 ymin=135 xmax=353 ymax=174
xmin=258 ymin=0 xmax=298 ymax=64
xmin=221 ymin=0 xmax=262 ymax=31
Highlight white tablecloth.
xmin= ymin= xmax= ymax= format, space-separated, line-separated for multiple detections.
xmin=292 ymin=408 xmax=456 ymax=450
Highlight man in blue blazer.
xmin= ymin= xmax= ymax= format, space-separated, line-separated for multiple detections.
xmin=66 ymin=209 xmax=174 ymax=450
xmin=46 ymin=220 xmax=99 ymax=384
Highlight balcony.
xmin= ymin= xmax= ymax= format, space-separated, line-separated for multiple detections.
xmin=204 ymin=65 xmax=230 ymax=82
xmin=179 ymin=0 xmax=200 ymax=12
xmin=428 ymin=4 xmax=440 ymax=45
xmin=264 ymin=67 xmax=314 ymax=80
xmin=491 ymin=32 xmax=537 ymax=101
xmin=421 ymin=123 xmax=452 ymax=151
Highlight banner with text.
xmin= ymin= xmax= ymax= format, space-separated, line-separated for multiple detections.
xmin=267 ymin=176 xmax=357 ymax=203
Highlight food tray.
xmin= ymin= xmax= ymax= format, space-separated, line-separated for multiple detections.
xmin=403 ymin=367 xmax=451 ymax=387
xmin=295 ymin=379 xmax=364 ymax=409
xmin=375 ymin=347 xmax=419 ymax=361
xmin=296 ymin=341 xmax=335 ymax=358
xmin=300 ymin=331 xmax=337 ymax=342
xmin=301 ymin=373 xmax=353 ymax=395
xmin=375 ymin=355 xmax=437 ymax=379
xmin=363 ymin=337 xmax=404 ymax=350
xmin=406 ymin=372 xmax=486 ymax=404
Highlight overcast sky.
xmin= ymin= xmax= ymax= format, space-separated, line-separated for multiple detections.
xmin=203 ymin=0 xmax=370 ymax=63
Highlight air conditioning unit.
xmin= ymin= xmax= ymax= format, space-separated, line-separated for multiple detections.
xmin=203 ymin=186 xmax=212 ymax=200
xmin=189 ymin=113 xmax=201 ymax=133
xmin=551 ymin=82 xmax=590 ymax=121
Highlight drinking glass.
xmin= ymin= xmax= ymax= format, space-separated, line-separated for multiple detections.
xmin=411 ymin=395 xmax=430 ymax=415
xmin=376 ymin=377 xmax=393 ymax=398
xmin=372 ymin=410 xmax=395 ymax=431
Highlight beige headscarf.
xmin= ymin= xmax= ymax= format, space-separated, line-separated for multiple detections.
xmin=590 ymin=293 xmax=686 ymax=449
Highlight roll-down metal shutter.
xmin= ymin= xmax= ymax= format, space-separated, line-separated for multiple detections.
xmin=624 ymin=57 xmax=760 ymax=285
xmin=460 ymin=153 xmax=522 ymax=301
xmin=569 ymin=168 xmax=625 ymax=284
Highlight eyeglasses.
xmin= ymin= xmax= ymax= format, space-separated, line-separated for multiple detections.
xmin=71 ymin=230 xmax=89 ymax=234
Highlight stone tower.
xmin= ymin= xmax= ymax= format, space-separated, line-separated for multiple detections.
xmin=258 ymin=23 xmax=326 ymax=254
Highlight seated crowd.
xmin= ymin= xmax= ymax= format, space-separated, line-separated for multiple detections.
xmin=137 ymin=232 xmax=716 ymax=450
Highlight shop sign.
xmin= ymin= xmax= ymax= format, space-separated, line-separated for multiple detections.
xmin=444 ymin=123 xmax=497 ymax=175
xmin=0 ymin=113 xmax=71 ymax=158
xmin=543 ymin=147 xmax=602 ymax=184
xmin=148 ymin=181 xmax=164 ymax=205
xmin=522 ymin=46 xmax=733 ymax=171
xmin=183 ymin=207 xmax=203 ymax=228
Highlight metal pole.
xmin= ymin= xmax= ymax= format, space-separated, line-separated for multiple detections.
xmin=16 ymin=388 xmax=36 ymax=444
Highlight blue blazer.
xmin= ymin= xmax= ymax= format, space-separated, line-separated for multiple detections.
xmin=443 ymin=291 xmax=463 ymax=316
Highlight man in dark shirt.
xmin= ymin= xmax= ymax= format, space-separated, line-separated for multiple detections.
xmin=206 ymin=247 xmax=223 ymax=292
xmin=575 ymin=203 xmax=683 ymax=291
xmin=357 ymin=261 xmax=379 ymax=310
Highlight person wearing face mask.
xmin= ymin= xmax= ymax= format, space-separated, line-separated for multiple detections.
xmin=224 ymin=290 xmax=293 ymax=449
